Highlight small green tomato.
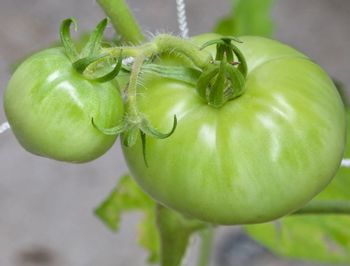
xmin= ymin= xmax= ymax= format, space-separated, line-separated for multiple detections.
xmin=4 ymin=48 xmax=124 ymax=163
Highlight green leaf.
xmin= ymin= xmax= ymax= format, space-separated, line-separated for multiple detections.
xmin=95 ymin=175 xmax=209 ymax=265
xmin=72 ymin=54 xmax=108 ymax=74
xmin=59 ymin=18 xmax=79 ymax=61
xmin=95 ymin=175 xmax=160 ymax=263
xmin=95 ymin=175 xmax=154 ymax=231
xmin=245 ymin=110 xmax=350 ymax=264
xmin=81 ymin=18 xmax=108 ymax=58
xmin=214 ymin=0 xmax=275 ymax=37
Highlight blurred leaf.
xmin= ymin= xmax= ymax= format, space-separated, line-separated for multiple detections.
xmin=214 ymin=0 xmax=275 ymax=37
xmin=95 ymin=175 xmax=209 ymax=265
xmin=245 ymin=110 xmax=350 ymax=264
xmin=95 ymin=175 xmax=159 ymax=262
xmin=138 ymin=210 xmax=160 ymax=263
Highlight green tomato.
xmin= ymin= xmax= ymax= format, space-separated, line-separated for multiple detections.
xmin=4 ymin=48 xmax=124 ymax=163
xmin=122 ymin=35 xmax=346 ymax=225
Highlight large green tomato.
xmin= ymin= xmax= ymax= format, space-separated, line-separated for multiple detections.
xmin=4 ymin=48 xmax=124 ymax=163
xmin=122 ymin=35 xmax=346 ymax=225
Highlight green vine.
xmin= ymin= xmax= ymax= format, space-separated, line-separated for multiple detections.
xmin=97 ymin=0 xmax=144 ymax=44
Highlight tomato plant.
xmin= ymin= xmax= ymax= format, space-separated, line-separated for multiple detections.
xmin=2 ymin=1 xmax=349 ymax=266
xmin=4 ymin=26 xmax=124 ymax=162
xmin=122 ymin=34 xmax=346 ymax=225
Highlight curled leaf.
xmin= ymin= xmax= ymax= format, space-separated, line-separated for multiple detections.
xmin=199 ymin=36 xmax=242 ymax=50
xmin=197 ymin=65 xmax=219 ymax=100
xmin=91 ymin=117 xmax=127 ymax=135
xmin=229 ymin=42 xmax=248 ymax=77
xmin=140 ymin=115 xmax=177 ymax=139
xmin=140 ymin=130 xmax=148 ymax=167
xmin=225 ymin=64 xmax=246 ymax=99
xmin=60 ymin=18 xmax=79 ymax=61
xmin=73 ymin=54 xmax=108 ymax=74
xmin=199 ymin=37 xmax=248 ymax=77
xmin=208 ymin=58 xmax=227 ymax=107
xmin=73 ymin=51 xmax=123 ymax=82
xmin=81 ymin=18 xmax=109 ymax=58
xmin=136 ymin=115 xmax=178 ymax=167
xmin=93 ymin=51 xmax=123 ymax=82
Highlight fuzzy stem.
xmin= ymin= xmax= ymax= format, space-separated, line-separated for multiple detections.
xmin=97 ymin=0 xmax=144 ymax=44
xmin=292 ymin=200 xmax=350 ymax=215
xmin=155 ymin=34 xmax=212 ymax=69
xmin=102 ymin=43 xmax=154 ymax=58
xmin=104 ymin=35 xmax=211 ymax=70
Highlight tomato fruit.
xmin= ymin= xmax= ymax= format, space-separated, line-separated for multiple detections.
xmin=4 ymin=48 xmax=124 ymax=163
xmin=122 ymin=35 xmax=346 ymax=225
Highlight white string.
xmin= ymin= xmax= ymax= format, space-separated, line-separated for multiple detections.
xmin=0 ymin=121 xmax=10 ymax=134
xmin=176 ymin=0 xmax=189 ymax=38
xmin=341 ymin=158 xmax=350 ymax=167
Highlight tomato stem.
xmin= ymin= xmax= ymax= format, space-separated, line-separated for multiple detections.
xmin=293 ymin=200 xmax=350 ymax=215
xmin=104 ymin=34 xmax=211 ymax=69
xmin=97 ymin=0 xmax=145 ymax=44
xmin=197 ymin=227 xmax=214 ymax=266
xmin=102 ymin=43 xmax=155 ymax=59
xmin=155 ymin=34 xmax=212 ymax=69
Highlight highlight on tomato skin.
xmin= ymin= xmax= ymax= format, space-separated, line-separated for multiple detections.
xmin=122 ymin=34 xmax=347 ymax=225
xmin=4 ymin=47 xmax=124 ymax=163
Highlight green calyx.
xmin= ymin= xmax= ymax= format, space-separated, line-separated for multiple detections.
xmin=197 ymin=37 xmax=247 ymax=108
xmin=59 ymin=18 xmax=122 ymax=82
xmin=93 ymin=114 xmax=178 ymax=167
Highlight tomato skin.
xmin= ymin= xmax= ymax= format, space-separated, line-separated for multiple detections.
xmin=4 ymin=48 xmax=124 ymax=163
xmin=122 ymin=36 xmax=346 ymax=225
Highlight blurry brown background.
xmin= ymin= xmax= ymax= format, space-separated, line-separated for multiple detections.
xmin=0 ymin=1 xmax=349 ymax=266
